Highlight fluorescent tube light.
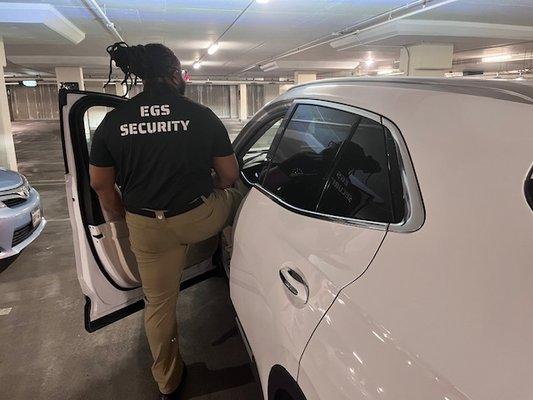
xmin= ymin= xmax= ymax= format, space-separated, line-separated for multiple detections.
xmin=22 ymin=80 xmax=37 ymax=87
xmin=207 ymin=43 xmax=219 ymax=55
xmin=482 ymin=54 xmax=512 ymax=63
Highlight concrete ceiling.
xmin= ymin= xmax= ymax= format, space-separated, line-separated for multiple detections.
xmin=1 ymin=0 xmax=532 ymax=80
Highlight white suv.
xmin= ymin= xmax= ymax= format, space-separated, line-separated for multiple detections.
xmin=229 ymin=78 xmax=533 ymax=400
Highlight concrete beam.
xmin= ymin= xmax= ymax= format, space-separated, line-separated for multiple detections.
xmin=331 ymin=20 xmax=533 ymax=50
xmin=261 ymin=61 xmax=359 ymax=72
xmin=0 ymin=3 xmax=85 ymax=44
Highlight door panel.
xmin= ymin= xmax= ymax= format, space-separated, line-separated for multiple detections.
xmin=230 ymin=187 xmax=386 ymax=393
xmin=229 ymin=100 xmax=413 ymax=398
xmin=297 ymin=289 xmax=469 ymax=400
xmin=60 ymin=90 xmax=218 ymax=332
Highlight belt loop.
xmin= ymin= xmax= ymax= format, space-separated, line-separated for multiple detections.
xmin=155 ymin=210 xmax=165 ymax=220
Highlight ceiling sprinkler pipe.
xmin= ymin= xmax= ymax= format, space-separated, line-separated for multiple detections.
xmin=81 ymin=0 xmax=124 ymax=42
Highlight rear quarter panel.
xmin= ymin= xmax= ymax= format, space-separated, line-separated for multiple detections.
xmin=300 ymin=91 xmax=533 ymax=400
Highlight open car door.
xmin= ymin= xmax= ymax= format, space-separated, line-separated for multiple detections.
xmin=59 ymin=89 xmax=219 ymax=332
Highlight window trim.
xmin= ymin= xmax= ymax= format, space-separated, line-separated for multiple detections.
xmin=241 ymin=99 xmax=425 ymax=233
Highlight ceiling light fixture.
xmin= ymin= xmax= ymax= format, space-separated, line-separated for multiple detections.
xmin=22 ymin=80 xmax=38 ymax=87
xmin=482 ymin=54 xmax=512 ymax=63
xmin=193 ymin=61 xmax=202 ymax=70
xmin=260 ymin=61 xmax=279 ymax=72
xmin=207 ymin=43 xmax=219 ymax=55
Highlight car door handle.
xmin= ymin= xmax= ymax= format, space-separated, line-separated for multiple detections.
xmin=279 ymin=267 xmax=309 ymax=305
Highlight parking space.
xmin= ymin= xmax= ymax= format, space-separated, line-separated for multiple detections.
xmin=0 ymin=120 xmax=260 ymax=400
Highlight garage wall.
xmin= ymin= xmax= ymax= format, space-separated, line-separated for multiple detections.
xmin=7 ymin=84 xmax=59 ymax=120
xmin=186 ymin=84 xmax=234 ymax=118
xmin=6 ymin=82 xmax=280 ymax=121
xmin=247 ymin=84 xmax=264 ymax=117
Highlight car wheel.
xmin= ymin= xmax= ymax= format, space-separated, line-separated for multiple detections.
xmin=268 ymin=366 xmax=307 ymax=400
xmin=0 ymin=254 xmax=20 ymax=273
xmin=275 ymin=389 xmax=294 ymax=400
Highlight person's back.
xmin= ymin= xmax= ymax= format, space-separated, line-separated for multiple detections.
xmin=88 ymin=42 xmax=241 ymax=400
xmin=92 ymin=84 xmax=233 ymax=212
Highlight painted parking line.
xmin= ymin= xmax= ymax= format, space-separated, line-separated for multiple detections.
xmin=0 ymin=307 xmax=13 ymax=316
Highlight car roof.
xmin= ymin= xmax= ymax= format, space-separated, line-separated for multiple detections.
xmin=288 ymin=77 xmax=533 ymax=105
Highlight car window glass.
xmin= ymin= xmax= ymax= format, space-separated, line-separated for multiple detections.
xmin=241 ymin=118 xmax=283 ymax=184
xmin=262 ymin=104 xmax=360 ymax=211
xmin=317 ymin=118 xmax=403 ymax=223
xmin=248 ymin=119 xmax=281 ymax=152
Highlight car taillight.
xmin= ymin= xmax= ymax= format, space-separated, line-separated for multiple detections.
xmin=526 ymin=167 xmax=533 ymax=212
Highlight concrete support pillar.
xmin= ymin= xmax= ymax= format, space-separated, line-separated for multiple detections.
xmin=55 ymin=66 xmax=85 ymax=90
xmin=399 ymin=43 xmax=454 ymax=77
xmin=0 ymin=37 xmax=17 ymax=170
xmin=239 ymin=83 xmax=247 ymax=121
xmin=84 ymin=81 xmax=104 ymax=93
xmin=114 ymin=83 xmax=127 ymax=97
xmin=294 ymin=72 xmax=317 ymax=85
xmin=279 ymin=84 xmax=294 ymax=95
xmin=229 ymin=85 xmax=238 ymax=119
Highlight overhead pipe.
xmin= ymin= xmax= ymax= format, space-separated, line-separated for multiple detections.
xmin=81 ymin=0 xmax=124 ymax=42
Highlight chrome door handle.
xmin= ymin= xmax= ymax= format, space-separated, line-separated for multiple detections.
xmin=279 ymin=267 xmax=309 ymax=305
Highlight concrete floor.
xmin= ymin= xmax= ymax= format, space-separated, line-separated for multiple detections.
xmin=0 ymin=120 xmax=261 ymax=400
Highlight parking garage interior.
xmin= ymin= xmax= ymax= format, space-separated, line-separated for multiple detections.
xmin=0 ymin=1 xmax=532 ymax=399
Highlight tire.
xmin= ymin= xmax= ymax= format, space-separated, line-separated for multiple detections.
xmin=0 ymin=254 xmax=20 ymax=273
xmin=268 ymin=366 xmax=307 ymax=400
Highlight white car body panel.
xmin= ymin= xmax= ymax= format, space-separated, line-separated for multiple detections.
xmin=299 ymin=289 xmax=470 ymax=400
xmin=231 ymin=79 xmax=533 ymax=399
xmin=230 ymin=187 xmax=386 ymax=397
xmin=307 ymin=93 xmax=533 ymax=399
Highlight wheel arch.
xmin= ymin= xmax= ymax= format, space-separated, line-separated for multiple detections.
xmin=268 ymin=365 xmax=307 ymax=400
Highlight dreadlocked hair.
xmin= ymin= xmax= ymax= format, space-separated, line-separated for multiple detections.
xmin=105 ymin=42 xmax=184 ymax=97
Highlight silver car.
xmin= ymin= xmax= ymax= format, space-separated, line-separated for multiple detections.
xmin=0 ymin=168 xmax=46 ymax=267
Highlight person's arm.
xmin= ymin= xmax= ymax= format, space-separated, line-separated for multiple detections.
xmin=213 ymin=154 xmax=239 ymax=189
xmin=89 ymin=165 xmax=125 ymax=221
xmin=207 ymin=108 xmax=239 ymax=189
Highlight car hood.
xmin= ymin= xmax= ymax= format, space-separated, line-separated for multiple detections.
xmin=0 ymin=169 xmax=24 ymax=192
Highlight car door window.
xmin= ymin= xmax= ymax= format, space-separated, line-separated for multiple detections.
xmin=262 ymin=104 xmax=360 ymax=211
xmin=241 ymin=117 xmax=283 ymax=184
xmin=317 ymin=117 xmax=404 ymax=223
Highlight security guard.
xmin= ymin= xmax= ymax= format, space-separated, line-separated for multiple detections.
xmin=89 ymin=42 xmax=242 ymax=399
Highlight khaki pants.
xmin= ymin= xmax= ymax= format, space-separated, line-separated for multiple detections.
xmin=126 ymin=188 xmax=243 ymax=394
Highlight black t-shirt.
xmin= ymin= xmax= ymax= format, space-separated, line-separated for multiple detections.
xmin=89 ymin=87 xmax=234 ymax=211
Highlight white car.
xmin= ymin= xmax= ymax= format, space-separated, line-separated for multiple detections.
xmin=60 ymin=79 xmax=533 ymax=399
xmin=229 ymin=78 xmax=533 ymax=400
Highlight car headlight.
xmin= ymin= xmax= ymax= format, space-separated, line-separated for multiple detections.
xmin=18 ymin=175 xmax=31 ymax=198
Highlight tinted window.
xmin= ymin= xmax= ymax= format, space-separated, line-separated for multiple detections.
xmin=317 ymin=118 xmax=404 ymax=223
xmin=263 ymin=104 xmax=360 ymax=211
